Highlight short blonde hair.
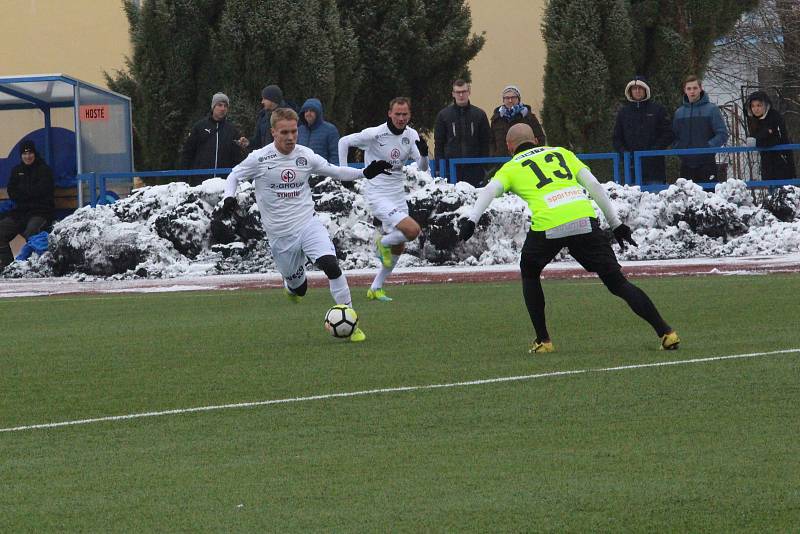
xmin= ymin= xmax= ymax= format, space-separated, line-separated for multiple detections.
xmin=270 ymin=107 xmax=298 ymax=127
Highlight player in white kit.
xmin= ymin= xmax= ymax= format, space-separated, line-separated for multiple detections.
xmin=222 ymin=108 xmax=391 ymax=342
xmin=338 ymin=97 xmax=430 ymax=302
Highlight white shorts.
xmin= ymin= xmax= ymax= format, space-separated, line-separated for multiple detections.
xmin=367 ymin=197 xmax=409 ymax=234
xmin=269 ymin=217 xmax=336 ymax=290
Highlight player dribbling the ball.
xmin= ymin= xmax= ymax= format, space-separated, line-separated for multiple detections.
xmin=222 ymin=108 xmax=392 ymax=342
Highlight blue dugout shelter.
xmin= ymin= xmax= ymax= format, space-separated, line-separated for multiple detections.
xmin=0 ymin=74 xmax=133 ymax=207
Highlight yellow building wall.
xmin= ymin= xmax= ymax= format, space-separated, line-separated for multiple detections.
xmin=0 ymin=0 xmax=545 ymax=113
xmin=0 ymin=0 xmax=547 ymax=157
xmin=466 ymin=0 xmax=548 ymax=123
xmin=0 ymin=0 xmax=132 ymax=86
xmin=0 ymin=0 xmax=132 ymax=157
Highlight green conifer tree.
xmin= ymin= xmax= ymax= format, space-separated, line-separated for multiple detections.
xmin=541 ymin=0 xmax=634 ymax=152
xmin=338 ymin=0 xmax=484 ymax=135
xmin=542 ymin=0 xmax=759 ymax=154
xmin=210 ymin=0 xmax=360 ymax=139
xmin=105 ymin=0 xmax=224 ymax=170
xmin=628 ymin=0 xmax=759 ymax=112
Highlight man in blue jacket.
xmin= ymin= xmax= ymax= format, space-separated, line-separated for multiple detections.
xmin=672 ymin=75 xmax=729 ymax=182
xmin=298 ymin=98 xmax=340 ymax=164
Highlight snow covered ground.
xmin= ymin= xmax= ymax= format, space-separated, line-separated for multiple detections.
xmin=1 ymin=164 xmax=798 ymax=292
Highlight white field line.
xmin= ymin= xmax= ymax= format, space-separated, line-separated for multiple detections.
xmin=2 ymin=348 xmax=798 ymax=434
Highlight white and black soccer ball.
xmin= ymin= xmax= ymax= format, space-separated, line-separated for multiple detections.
xmin=324 ymin=304 xmax=358 ymax=338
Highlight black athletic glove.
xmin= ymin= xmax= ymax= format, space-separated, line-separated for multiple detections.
xmin=221 ymin=196 xmax=238 ymax=217
xmin=363 ymin=160 xmax=392 ymax=179
xmin=613 ymin=224 xmax=637 ymax=251
xmin=458 ymin=218 xmax=476 ymax=241
xmin=415 ymin=138 xmax=429 ymax=157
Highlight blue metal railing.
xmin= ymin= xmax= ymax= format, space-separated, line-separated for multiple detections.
xmin=77 ymin=145 xmax=800 ymax=208
xmin=632 ymin=144 xmax=800 ymax=191
xmin=443 ymin=152 xmax=621 ymax=185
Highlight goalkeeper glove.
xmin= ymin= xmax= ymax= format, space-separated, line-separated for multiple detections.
xmin=221 ymin=196 xmax=238 ymax=217
xmin=363 ymin=160 xmax=392 ymax=179
xmin=458 ymin=218 xmax=476 ymax=241
xmin=613 ymin=224 xmax=637 ymax=251
xmin=415 ymin=138 xmax=429 ymax=157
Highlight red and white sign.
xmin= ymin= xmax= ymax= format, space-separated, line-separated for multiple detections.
xmin=79 ymin=105 xmax=110 ymax=122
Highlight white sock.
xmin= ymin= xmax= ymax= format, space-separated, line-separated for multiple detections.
xmin=329 ymin=273 xmax=352 ymax=306
xmin=381 ymin=230 xmax=406 ymax=246
xmin=370 ymin=254 xmax=399 ymax=291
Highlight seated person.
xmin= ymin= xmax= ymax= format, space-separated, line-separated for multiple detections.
xmin=0 ymin=140 xmax=54 ymax=268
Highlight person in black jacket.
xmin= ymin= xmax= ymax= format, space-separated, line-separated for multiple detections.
xmin=434 ymin=79 xmax=491 ymax=186
xmin=612 ymin=76 xmax=674 ymax=184
xmin=0 ymin=140 xmax=54 ymax=268
xmin=248 ymin=85 xmax=289 ymax=151
xmin=180 ymin=92 xmax=247 ymax=185
xmin=745 ymin=90 xmax=796 ymax=181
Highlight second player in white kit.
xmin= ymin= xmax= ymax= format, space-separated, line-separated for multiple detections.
xmin=223 ymin=108 xmax=391 ymax=342
xmin=338 ymin=97 xmax=430 ymax=302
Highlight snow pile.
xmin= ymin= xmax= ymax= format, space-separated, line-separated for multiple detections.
xmin=2 ymin=167 xmax=799 ymax=279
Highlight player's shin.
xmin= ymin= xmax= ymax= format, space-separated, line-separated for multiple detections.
xmin=329 ymin=273 xmax=352 ymax=307
xmin=522 ymin=275 xmax=550 ymax=342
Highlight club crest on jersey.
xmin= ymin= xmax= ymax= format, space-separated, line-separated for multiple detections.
xmin=281 ymin=169 xmax=297 ymax=182
xmin=391 ymin=148 xmax=401 ymax=160
xmin=402 ymin=138 xmax=410 ymax=145
xmin=295 ymin=157 xmax=308 ymax=167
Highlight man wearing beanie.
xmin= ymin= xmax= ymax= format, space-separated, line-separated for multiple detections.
xmin=489 ymin=84 xmax=546 ymax=156
xmin=612 ymin=76 xmax=673 ymax=184
xmin=249 ymin=84 xmax=288 ymax=150
xmin=180 ymin=92 xmax=247 ymax=185
xmin=0 ymin=140 xmax=54 ymax=269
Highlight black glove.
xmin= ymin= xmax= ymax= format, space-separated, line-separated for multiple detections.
xmin=415 ymin=139 xmax=429 ymax=157
xmin=458 ymin=218 xmax=476 ymax=241
xmin=613 ymin=224 xmax=637 ymax=251
xmin=221 ymin=196 xmax=238 ymax=217
xmin=363 ymin=160 xmax=392 ymax=179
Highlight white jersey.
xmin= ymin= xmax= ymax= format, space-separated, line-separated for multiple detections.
xmin=338 ymin=123 xmax=429 ymax=203
xmin=225 ymin=143 xmax=363 ymax=238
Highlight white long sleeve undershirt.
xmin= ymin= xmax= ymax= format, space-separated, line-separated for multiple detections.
xmin=468 ymin=167 xmax=621 ymax=229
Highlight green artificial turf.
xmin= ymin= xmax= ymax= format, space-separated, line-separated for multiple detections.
xmin=1 ymin=274 xmax=799 ymax=531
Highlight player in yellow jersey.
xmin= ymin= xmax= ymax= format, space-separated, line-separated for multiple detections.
xmin=459 ymin=124 xmax=679 ymax=352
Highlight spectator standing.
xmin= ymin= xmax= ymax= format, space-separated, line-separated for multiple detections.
xmin=433 ymin=79 xmax=490 ymax=186
xmin=180 ymin=92 xmax=247 ymax=185
xmin=298 ymin=98 xmax=340 ymax=164
xmin=249 ymin=85 xmax=288 ymax=151
xmin=672 ymin=76 xmax=728 ymax=181
xmin=0 ymin=140 xmax=54 ymax=269
xmin=612 ymin=76 xmax=673 ymax=184
xmin=489 ymin=85 xmax=546 ymax=157
xmin=745 ymin=90 xmax=796 ymax=181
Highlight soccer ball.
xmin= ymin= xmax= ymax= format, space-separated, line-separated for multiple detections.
xmin=324 ymin=304 xmax=358 ymax=338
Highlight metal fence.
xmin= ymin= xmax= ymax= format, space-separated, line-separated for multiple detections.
xmin=76 ymin=145 xmax=800 ymax=207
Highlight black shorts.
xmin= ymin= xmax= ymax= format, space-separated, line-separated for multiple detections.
xmin=520 ymin=218 xmax=620 ymax=276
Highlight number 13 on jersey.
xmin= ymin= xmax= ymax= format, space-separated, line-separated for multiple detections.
xmin=521 ymin=151 xmax=573 ymax=189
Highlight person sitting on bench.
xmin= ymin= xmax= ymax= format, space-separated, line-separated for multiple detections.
xmin=0 ymin=140 xmax=54 ymax=269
